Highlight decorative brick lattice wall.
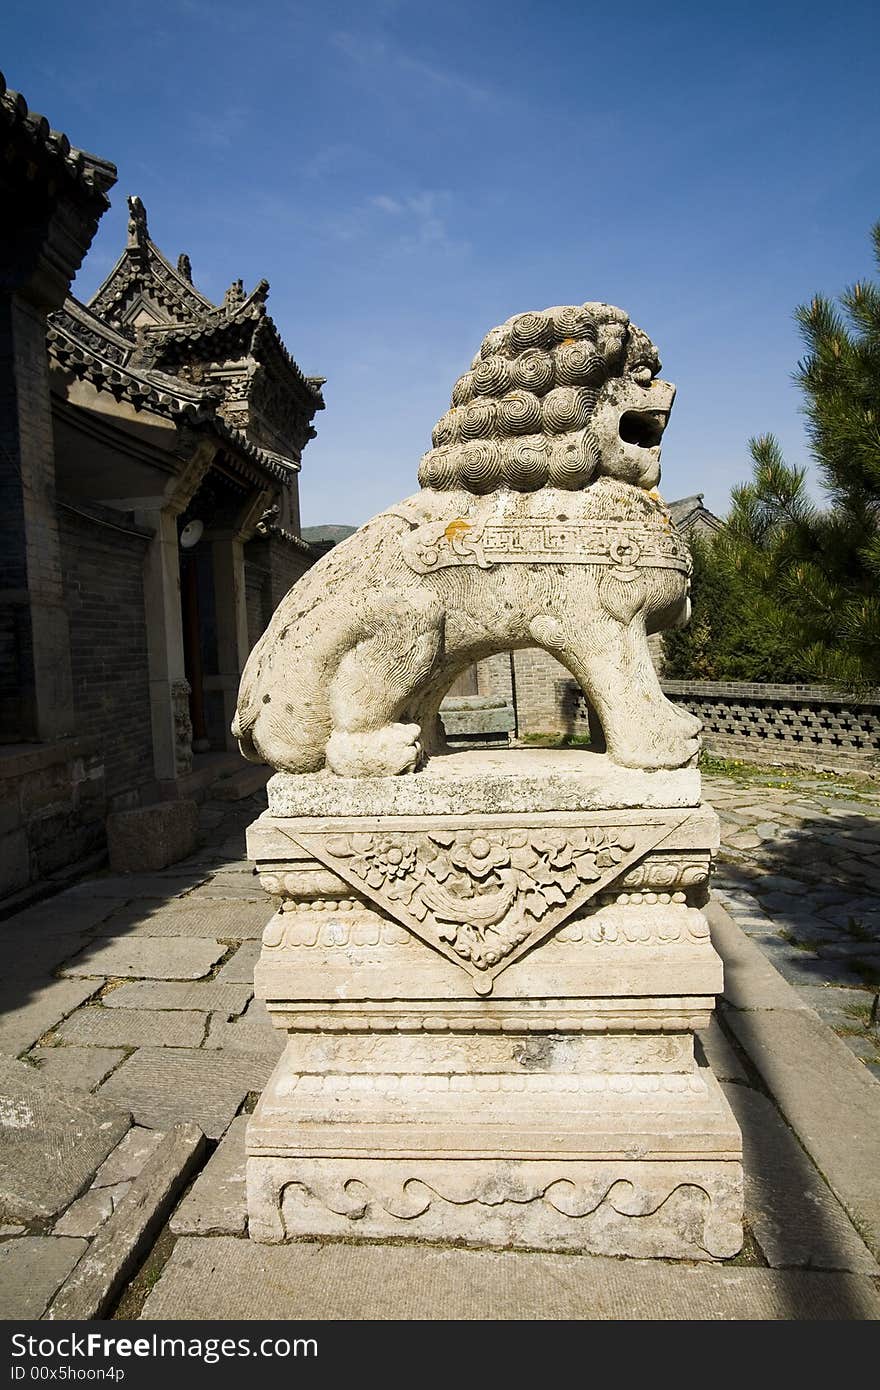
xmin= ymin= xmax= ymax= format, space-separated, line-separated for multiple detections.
xmin=473 ymin=651 xmax=880 ymax=773
xmin=661 ymin=680 xmax=880 ymax=772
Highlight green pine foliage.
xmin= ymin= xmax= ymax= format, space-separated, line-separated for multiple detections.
xmin=669 ymin=221 xmax=880 ymax=689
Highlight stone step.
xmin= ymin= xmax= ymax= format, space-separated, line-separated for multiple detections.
xmin=212 ymin=765 xmax=271 ymax=801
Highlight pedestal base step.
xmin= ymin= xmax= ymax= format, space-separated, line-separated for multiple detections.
xmin=247 ymin=1154 xmax=743 ymax=1260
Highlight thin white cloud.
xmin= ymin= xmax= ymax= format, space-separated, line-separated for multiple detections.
xmin=331 ymin=29 xmax=495 ymax=106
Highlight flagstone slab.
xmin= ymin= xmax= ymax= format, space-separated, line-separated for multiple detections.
xmin=92 ymin=1126 xmax=165 ymax=1188
xmin=215 ymin=939 xmax=261 ymax=984
xmin=48 ymin=1122 xmax=206 ymax=1320
xmin=97 ymin=900 xmax=273 ymax=941
xmin=141 ymin=1236 xmax=880 ymax=1321
xmin=170 ymin=1114 xmax=248 ymax=1236
xmin=61 ymin=937 xmax=226 ymax=980
xmin=30 ymin=1045 xmax=127 ymax=1091
xmin=723 ymin=1083 xmax=878 ymax=1274
xmin=0 ymin=1056 xmax=130 ymax=1220
xmin=0 ymin=979 xmax=99 ymax=1056
xmin=64 ymin=876 xmax=205 ymax=899
xmin=695 ymin=1020 xmax=747 ymax=1081
xmin=101 ymin=981 xmax=253 ymax=1016
xmin=57 ymin=1007 xmax=206 ymax=1049
xmin=204 ymin=1001 xmax=279 ymax=1053
xmin=98 ymin=1049 xmax=253 ymax=1139
xmin=0 ymin=1237 xmax=87 ymax=1319
xmin=723 ymin=1007 xmax=880 ymax=1258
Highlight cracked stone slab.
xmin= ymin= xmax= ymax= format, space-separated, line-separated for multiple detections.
xmin=30 ymin=1046 xmax=127 ymax=1091
xmin=723 ymin=1083 xmax=878 ymax=1274
xmin=0 ymin=979 xmax=99 ymax=1055
xmin=57 ymin=1006 xmax=206 ymax=1049
xmin=0 ymin=1237 xmax=88 ymax=1319
xmin=92 ymin=1126 xmax=165 ymax=1188
xmin=141 ymin=1236 xmax=880 ymax=1321
xmin=170 ymin=1114 xmax=248 ymax=1236
xmin=98 ymin=1049 xmax=254 ymax=1139
xmin=0 ymin=1056 xmax=130 ymax=1221
xmin=53 ymin=1185 xmax=119 ymax=1238
xmin=214 ymin=939 xmax=261 ymax=984
xmin=204 ymin=1000 xmax=280 ymax=1053
xmin=101 ymin=981 xmax=253 ymax=1015
xmin=48 ymin=1122 xmax=206 ymax=1320
xmin=62 ymin=937 xmax=226 ymax=980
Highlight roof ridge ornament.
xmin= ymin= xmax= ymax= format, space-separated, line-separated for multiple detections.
xmin=127 ymin=194 xmax=148 ymax=251
xmin=177 ymin=252 xmax=192 ymax=283
xmin=223 ymin=279 xmax=246 ymax=313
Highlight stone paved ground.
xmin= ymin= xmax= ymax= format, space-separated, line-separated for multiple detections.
xmin=704 ymin=759 xmax=880 ymax=1078
xmin=1 ymin=766 xmax=879 ymax=1319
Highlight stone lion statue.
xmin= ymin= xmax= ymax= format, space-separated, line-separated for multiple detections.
xmin=233 ymin=302 xmax=701 ymax=776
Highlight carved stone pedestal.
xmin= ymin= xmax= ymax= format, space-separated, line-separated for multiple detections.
xmin=245 ymin=749 xmax=743 ymax=1259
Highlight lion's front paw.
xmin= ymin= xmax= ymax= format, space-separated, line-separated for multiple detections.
xmin=326 ymin=724 xmax=423 ymax=777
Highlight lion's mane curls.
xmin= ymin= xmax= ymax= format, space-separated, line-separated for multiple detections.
xmin=418 ymin=303 xmax=661 ymax=495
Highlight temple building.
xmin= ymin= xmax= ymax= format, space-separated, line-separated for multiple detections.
xmin=1 ymin=75 xmax=323 ymax=902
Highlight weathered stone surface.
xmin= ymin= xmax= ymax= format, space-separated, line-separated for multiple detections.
xmin=107 ymin=800 xmax=199 ymax=873
xmin=57 ymin=1006 xmax=206 ymax=1049
xmin=696 ymin=1020 xmax=748 ymax=1081
xmin=0 ymin=1056 xmax=130 ymax=1220
xmin=31 ymin=1045 xmax=127 ymax=1091
xmin=62 ymin=936 xmax=226 ymax=980
xmin=97 ymin=899 xmax=272 ymax=940
xmin=3 ymin=892 xmax=128 ymax=937
xmin=708 ymin=901 xmax=809 ymax=1012
xmin=53 ymin=1185 xmax=115 ymax=1237
xmin=0 ymin=979 xmax=98 ymax=1055
xmin=204 ymin=1000 xmax=280 ymax=1052
xmin=47 ymin=1122 xmax=206 ymax=1319
xmin=0 ymin=1237 xmax=87 ymax=1319
xmin=98 ymin=1049 xmax=252 ymax=1138
xmin=724 ymin=1007 xmax=880 ymax=1257
xmin=64 ymin=874 xmax=204 ymax=899
xmin=215 ymin=939 xmax=261 ymax=984
xmin=235 ymin=306 xmax=699 ymax=778
xmin=170 ymin=1114 xmax=248 ymax=1236
xmin=101 ymin=980 xmax=253 ymax=1015
xmin=92 ymin=1126 xmax=165 ymax=1187
xmin=724 ymin=1083 xmax=879 ymax=1273
xmin=266 ymin=752 xmax=700 ymax=817
xmin=142 ymin=1236 xmax=880 ymax=1320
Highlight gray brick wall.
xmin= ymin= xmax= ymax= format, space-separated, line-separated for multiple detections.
xmin=58 ymin=503 xmax=154 ymax=802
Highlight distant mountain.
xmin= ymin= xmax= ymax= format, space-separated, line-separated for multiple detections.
xmin=301 ymin=524 xmax=358 ymax=545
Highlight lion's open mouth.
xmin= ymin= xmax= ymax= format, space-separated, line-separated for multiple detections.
xmin=618 ymin=410 xmax=669 ymax=449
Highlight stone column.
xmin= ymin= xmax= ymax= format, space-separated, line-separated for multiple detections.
xmin=209 ymin=532 xmax=251 ymax=752
xmin=136 ymin=506 xmax=191 ymax=783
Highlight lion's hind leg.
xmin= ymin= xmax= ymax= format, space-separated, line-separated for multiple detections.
xmin=325 ymin=592 xmax=444 ymax=777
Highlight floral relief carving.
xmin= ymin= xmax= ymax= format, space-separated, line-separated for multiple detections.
xmin=320 ymin=827 xmax=636 ymax=972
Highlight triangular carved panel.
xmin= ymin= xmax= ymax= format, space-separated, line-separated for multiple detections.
xmin=288 ymin=819 xmax=686 ymax=994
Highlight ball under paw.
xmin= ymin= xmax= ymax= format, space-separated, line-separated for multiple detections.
xmin=327 ymin=724 xmax=423 ymax=777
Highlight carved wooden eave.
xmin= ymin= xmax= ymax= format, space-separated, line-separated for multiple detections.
xmin=47 ymin=294 xmax=296 ymax=494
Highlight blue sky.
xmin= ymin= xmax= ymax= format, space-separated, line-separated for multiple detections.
xmin=4 ymin=0 xmax=879 ymax=525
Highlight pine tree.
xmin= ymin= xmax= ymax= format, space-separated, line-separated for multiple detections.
xmin=674 ymin=220 xmax=880 ymax=689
